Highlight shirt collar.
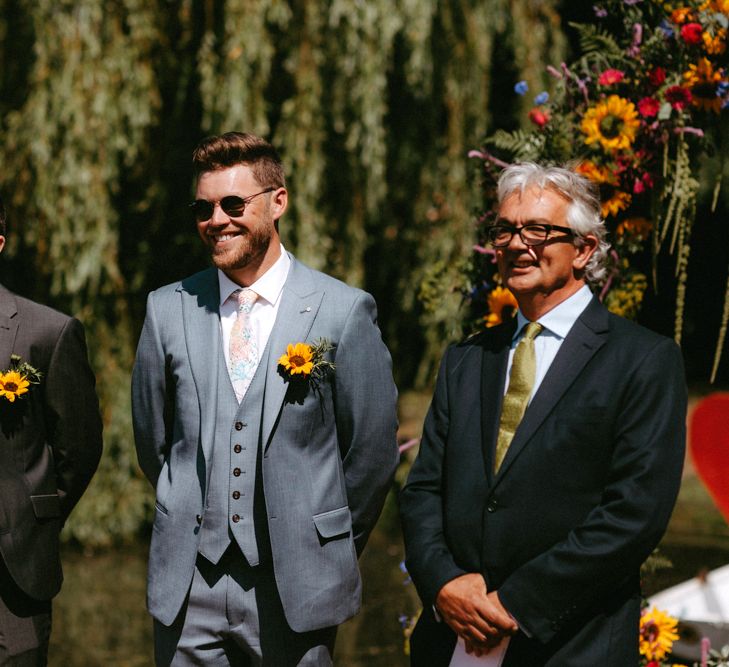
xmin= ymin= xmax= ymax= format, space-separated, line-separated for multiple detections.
xmin=514 ymin=284 xmax=593 ymax=341
xmin=218 ymin=244 xmax=291 ymax=307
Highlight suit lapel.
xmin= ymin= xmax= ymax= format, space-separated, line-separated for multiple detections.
xmin=495 ymin=298 xmax=609 ymax=480
xmin=0 ymin=286 xmax=19 ymax=368
xmin=261 ymin=257 xmax=322 ymax=450
xmin=179 ymin=269 xmax=221 ymax=463
xmin=481 ymin=319 xmax=516 ymax=485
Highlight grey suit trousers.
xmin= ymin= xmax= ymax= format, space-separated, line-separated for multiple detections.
xmin=154 ymin=544 xmax=336 ymax=667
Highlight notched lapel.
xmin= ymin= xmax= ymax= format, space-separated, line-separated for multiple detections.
xmin=495 ymin=299 xmax=608 ymax=480
xmin=0 ymin=288 xmax=19 ymax=368
xmin=261 ymin=259 xmax=322 ymax=450
xmin=179 ymin=270 xmax=221 ymax=463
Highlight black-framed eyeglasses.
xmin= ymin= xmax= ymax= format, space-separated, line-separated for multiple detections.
xmin=189 ymin=188 xmax=275 ymax=222
xmin=486 ymin=223 xmax=574 ymax=247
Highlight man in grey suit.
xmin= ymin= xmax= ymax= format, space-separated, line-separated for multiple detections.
xmin=132 ymin=131 xmax=399 ymax=666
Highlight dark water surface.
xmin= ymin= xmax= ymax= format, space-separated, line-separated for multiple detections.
xmin=49 ymin=493 xmax=418 ymax=666
xmin=49 ymin=479 xmax=729 ymax=666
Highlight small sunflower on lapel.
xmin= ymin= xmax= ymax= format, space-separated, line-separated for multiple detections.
xmin=0 ymin=354 xmax=42 ymax=403
xmin=277 ymin=338 xmax=335 ymax=389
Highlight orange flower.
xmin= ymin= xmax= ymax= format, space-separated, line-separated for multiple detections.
xmin=484 ymin=287 xmax=518 ymax=327
xmin=616 ymin=217 xmax=652 ymax=241
xmin=671 ymin=7 xmax=695 ymax=24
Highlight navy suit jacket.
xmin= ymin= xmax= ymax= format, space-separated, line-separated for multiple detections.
xmin=400 ymin=297 xmax=686 ymax=666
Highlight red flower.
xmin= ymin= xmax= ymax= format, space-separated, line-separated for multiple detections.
xmin=648 ymin=67 xmax=666 ymax=87
xmin=680 ymin=22 xmax=703 ymax=45
xmin=665 ymin=85 xmax=692 ymax=110
xmin=598 ymin=68 xmax=625 ymax=85
xmin=528 ymin=107 xmax=550 ymax=127
xmin=637 ymin=97 xmax=661 ymax=117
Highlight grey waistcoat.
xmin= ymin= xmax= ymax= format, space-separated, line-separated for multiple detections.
xmin=197 ymin=349 xmax=266 ymax=566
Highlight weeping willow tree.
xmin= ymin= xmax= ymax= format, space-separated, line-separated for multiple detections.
xmin=0 ymin=0 xmax=568 ymax=545
xmin=0 ymin=0 xmax=161 ymax=545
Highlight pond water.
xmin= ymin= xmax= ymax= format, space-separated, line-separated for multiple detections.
xmin=48 ymin=484 xmax=729 ymax=666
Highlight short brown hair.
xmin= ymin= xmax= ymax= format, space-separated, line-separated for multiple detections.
xmin=192 ymin=132 xmax=285 ymax=189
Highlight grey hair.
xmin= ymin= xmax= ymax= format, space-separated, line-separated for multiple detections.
xmin=496 ymin=162 xmax=611 ymax=286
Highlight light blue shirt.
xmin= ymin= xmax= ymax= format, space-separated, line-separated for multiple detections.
xmin=506 ymin=284 xmax=594 ymax=400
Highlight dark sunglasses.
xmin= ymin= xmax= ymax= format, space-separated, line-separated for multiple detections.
xmin=189 ymin=188 xmax=275 ymax=222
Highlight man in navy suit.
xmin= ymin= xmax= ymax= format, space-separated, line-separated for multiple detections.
xmin=400 ymin=163 xmax=686 ymax=666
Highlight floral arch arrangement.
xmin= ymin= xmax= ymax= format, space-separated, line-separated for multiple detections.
xmin=469 ymin=0 xmax=729 ymax=380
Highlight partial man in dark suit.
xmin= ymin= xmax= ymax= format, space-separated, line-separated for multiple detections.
xmin=400 ymin=162 xmax=686 ymax=666
xmin=0 ymin=195 xmax=103 ymax=665
xmin=133 ymin=132 xmax=398 ymax=665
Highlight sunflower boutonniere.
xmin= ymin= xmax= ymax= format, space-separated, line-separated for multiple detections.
xmin=277 ymin=338 xmax=335 ymax=387
xmin=0 ymin=354 xmax=42 ymax=403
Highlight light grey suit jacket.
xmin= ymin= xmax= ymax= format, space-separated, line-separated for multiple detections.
xmin=132 ymin=255 xmax=399 ymax=631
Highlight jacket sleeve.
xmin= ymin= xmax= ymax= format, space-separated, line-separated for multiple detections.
xmin=333 ymin=290 xmax=399 ymax=555
xmin=44 ymin=317 xmax=103 ymax=521
xmin=498 ymin=337 xmax=687 ymax=643
xmin=399 ymin=349 xmax=469 ymax=606
xmin=132 ymin=292 xmax=171 ymax=487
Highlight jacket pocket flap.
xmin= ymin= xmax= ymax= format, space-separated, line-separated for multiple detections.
xmin=312 ymin=506 xmax=352 ymax=539
xmin=30 ymin=494 xmax=61 ymax=519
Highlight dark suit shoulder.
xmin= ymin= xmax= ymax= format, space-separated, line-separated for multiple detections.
xmin=4 ymin=288 xmax=75 ymax=337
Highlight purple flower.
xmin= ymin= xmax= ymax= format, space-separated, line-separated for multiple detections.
xmin=534 ymin=91 xmax=549 ymax=105
xmin=546 ymin=65 xmax=563 ymax=80
xmin=623 ymin=0 xmax=643 ymax=4
xmin=514 ymin=80 xmax=528 ymax=96
xmin=659 ymin=19 xmax=674 ymax=38
xmin=593 ymin=5 xmax=607 ymax=17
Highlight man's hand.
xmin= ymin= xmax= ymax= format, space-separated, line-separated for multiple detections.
xmin=435 ymin=573 xmax=518 ymax=655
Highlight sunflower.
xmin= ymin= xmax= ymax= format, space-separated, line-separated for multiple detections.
xmin=639 ymin=607 xmax=679 ymax=661
xmin=581 ymin=95 xmax=640 ymax=152
xmin=277 ymin=343 xmax=314 ymax=376
xmin=684 ymin=57 xmax=724 ymax=112
xmin=0 ymin=371 xmax=30 ymax=402
xmin=484 ymin=286 xmax=518 ymax=327
xmin=575 ymin=161 xmax=631 ymax=218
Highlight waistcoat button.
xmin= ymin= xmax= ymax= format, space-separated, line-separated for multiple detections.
xmin=234 ymin=444 xmax=242 ymax=453
xmin=232 ymin=491 xmax=240 ymax=500
xmin=232 ymin=514 xmax=240 ymax=523
xmin=233 ymin=468 xmax=241 ymax=477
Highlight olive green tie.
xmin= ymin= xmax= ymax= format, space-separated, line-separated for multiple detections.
xmin=494 ymin=322 xmax=543 ymax=473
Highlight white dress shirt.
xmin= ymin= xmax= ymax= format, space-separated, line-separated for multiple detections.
xmin=218 ymin=245 xmax=291 ymax=368
xmin=505 ymin=284 xmax=594 ymax=400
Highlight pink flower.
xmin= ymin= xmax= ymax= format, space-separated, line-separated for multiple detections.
xmin=680 ymin=22 xmax=703 ymax=45
xmin=528 ymin=107 xmax=550 ymax=128
xmin=648 ymin=66 xmax=666 ymax=87
xmin=598 ymin=68 xmax=625 ymax=85
xmin=637 ymin=97 xmax=660 ymax=117
xmin=665 ymin=85 xmax=692 ymax=110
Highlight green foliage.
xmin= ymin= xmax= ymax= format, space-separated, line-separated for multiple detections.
xmin=0 ymin=0 xmax=567 ymax=546
xmin=568 ymin=21 xmax=622 ymax=58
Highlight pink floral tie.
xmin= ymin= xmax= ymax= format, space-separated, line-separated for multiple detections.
xmin=228 ymin=288 xmax=259 ymax=402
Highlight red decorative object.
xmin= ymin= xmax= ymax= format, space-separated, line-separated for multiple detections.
xmin=690 ymin=393 xmax=729 ymax=526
